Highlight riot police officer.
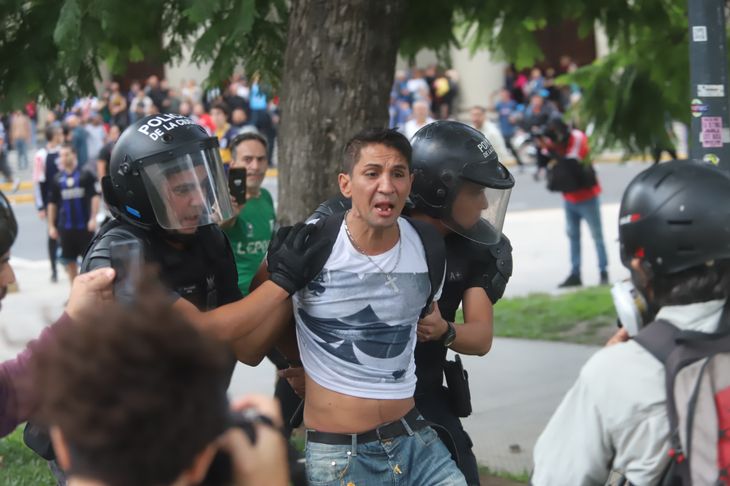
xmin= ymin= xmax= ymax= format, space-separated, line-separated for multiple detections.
xmin=409 ymin=121 xmax=515 ymax=485
xmin=82 ymin=114 xmax=322 ymax=349
xmin=25 ymin=115 xmax=324 ymax=480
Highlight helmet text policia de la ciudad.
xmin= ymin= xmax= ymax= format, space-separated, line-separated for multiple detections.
xmin=410 ymin=120 xmax=514 ymax=245
xmin=104 ymin=114 xmax=233 ymax=232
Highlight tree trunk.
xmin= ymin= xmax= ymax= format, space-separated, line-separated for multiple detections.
xmin=277 ymin=0 xmax=407 ymax=224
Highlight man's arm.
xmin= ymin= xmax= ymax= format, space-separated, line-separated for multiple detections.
xmin=0 ymin=268 xmax=115 ymax=437
xmin=47 ymin=202 xmax=58 ymax=240
xmin=532 ymin=364 xmax=614 ymax=485
xmin=179 ymin=222 xmax=328 ymax=348
xmin=88 ymin=195 xmax=100 ymax=233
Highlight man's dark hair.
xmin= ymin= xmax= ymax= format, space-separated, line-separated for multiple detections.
xmin=342 ymin=128 xmax=411 ymax=174
xmin=45 ymin=126 xmax=59 ymax=143
xmin=650 ymin=259 xmax=730 ymax=308
xmin=60 ymin=141 xmax=77 ymax=154
xmin=210 ymin=102 xmax=229 ymax=119
xmin=231 ymin=131 xmax=268 ymax=159
xmin=29 ymin=279 xmax=231 ymax=486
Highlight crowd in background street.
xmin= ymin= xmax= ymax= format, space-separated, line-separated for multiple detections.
xmin=0 ymin=72 xmax=281 ymax=184
xmin=388 ymin=56 xmax=584 ymax=176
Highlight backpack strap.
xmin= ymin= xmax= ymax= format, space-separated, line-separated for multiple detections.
xmin=304 ymin=210 xmax=446 ymax=316
xmin=304 ymin=211 xmax=345 ymax=282
xmin=633 ymin=319 xmax=682 ymax=366
xmin=403 ymin=216 xmax=446 ymax=317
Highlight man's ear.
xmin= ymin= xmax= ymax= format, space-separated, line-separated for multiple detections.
xmin=338 ymin=173 xmax=352 ymax=198
xmin=49 ymin=426 xmax=72 ymax=472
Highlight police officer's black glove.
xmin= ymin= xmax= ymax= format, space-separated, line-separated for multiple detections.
xmin=267 ymin=222 xmax=329 ymax=296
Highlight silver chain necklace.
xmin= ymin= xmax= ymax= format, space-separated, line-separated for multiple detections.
xmin=343 ymin=210 xmax=401 ymax=292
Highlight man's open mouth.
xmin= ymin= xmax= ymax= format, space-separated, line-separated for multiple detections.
xmin=374 ymin=202 xmax=395 ymax=217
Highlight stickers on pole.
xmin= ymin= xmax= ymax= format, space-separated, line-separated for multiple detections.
xmin=692 ymin=26 xmax=708 ymax=42
xmin=697 ymin=84 xmax=725 ymax=97
xmin=700 ymin=117 xmax=724 ymax=148
xmin=703 ymin=153 xmax=720 ymax=165
xmin=691 ymin=99 xmax=709 ymax=117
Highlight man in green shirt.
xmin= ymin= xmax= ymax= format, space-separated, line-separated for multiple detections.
xmin=221 ymin=132 xmax=275 ymax=296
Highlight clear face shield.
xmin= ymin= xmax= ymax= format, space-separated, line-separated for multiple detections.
xmin=139 ymin=148 xmax=234 ymax=232
xmin=444 ymin=181 xmax=512 ymax=246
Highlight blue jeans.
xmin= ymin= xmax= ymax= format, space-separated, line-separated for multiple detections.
xmin=14 ymin=139 xmax=28 ymax=170
xmin=305 ymin=423 xmax=466 ymax=486
xmin=564 ymin=196 xmax=608 ymax=276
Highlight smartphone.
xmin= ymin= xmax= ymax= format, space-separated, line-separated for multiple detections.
xmin=110 ymin=239 xmax=143 ymax=306
xmin=228 ymin=168 xmax=247 ymax=205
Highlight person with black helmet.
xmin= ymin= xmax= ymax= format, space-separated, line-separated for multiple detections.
xmin=409 ymin=120 xmax=514 ymax=485
xmin=0 ymin=190 xmax=117 ymax=438
xmin=24 ymin=114 xmax=325 ymax=481
xmin=532 ymin=160 xmax=730 ymax=484
xmin=81 ymin=114 xmax=323 ymax=346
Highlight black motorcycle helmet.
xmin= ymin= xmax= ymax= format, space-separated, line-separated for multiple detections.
xmin=410 ymin=120 xmax=514 ymax=245
xmin=104 ymin=114 xmax=233 ymax=232
xmin=619 ymin=160 xmax=730 ymax=276
xmin=0 ymin=191 xmax=17 ymax=255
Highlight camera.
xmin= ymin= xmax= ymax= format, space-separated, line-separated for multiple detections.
xmin=202 ymin=410 xmax=306 ymax=486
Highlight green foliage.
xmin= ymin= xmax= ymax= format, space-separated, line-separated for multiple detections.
xmin=0 ymin=0 xmax=724 ymax=155
xmin=0 ymin=0 xmax=286 ymax=110
xmin=0 ymin=426 xmax=54 ymax=485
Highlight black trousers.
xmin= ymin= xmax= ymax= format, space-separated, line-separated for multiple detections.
xmin=416 ymin=387 xmax=480 ymax=486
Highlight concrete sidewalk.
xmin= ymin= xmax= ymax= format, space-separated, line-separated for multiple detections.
xmin=0 ymin=199 xmax=623 ymax=474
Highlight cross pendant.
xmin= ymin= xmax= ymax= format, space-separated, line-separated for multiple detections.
xmin=385 ymin=274 xmax=399 ymax=293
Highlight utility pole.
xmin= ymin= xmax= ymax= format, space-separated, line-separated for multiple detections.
xmin=688 ymin=0 xmax=730 ymax=169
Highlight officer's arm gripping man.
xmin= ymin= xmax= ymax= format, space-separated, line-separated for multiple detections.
xmin=84 ymin=222 xmax=325 ymax=365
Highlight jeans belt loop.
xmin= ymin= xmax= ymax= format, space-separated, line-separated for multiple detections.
xmin=350 ymin=434 xmax=357 ymax=456
xmin=401 ymin=416 xmax=414 ymax=436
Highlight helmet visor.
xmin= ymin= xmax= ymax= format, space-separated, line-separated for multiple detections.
xmin=444 ymin=184 xmax=511 ymax=245
xmin=139 ymin=148 xmax=234 ymax=231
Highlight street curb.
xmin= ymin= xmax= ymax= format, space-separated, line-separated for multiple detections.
xmin=0 ymin=181 xmax=32 ymax=192
xmin=6 ymin=194 xmax=34 ymax=204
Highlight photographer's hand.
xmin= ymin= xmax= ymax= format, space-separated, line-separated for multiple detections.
xmin=65 ymin=268 xmax=116 ymax=321
xmin=218 ymin=394 xmax=289 ymax=486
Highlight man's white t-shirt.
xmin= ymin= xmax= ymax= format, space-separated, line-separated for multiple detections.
xmin=293 ymin=217 xmax=442 ymax=400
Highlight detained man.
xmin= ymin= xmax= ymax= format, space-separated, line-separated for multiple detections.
xmin=290 ymin=128 xmax=466 ymax=485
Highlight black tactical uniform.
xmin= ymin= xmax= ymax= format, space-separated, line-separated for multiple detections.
xmin=410 ymin=120 xmax=515 ymax=485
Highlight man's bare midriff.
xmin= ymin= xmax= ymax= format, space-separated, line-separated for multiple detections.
xmin=303 ymin=374 xmax=415 ymax=433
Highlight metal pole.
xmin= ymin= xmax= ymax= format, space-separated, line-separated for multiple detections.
xmin=688 ymin=0 xmax=730 ymax=169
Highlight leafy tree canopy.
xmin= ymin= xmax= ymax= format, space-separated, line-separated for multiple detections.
xmin=0 ymin=0 xmax=720 ymax=154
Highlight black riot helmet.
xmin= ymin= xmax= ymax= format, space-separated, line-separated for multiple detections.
xmin=619 ymin=160 xmax=730 ymax=276
xmin=410 ymin=120 xmax=514 ymax=245
xmin=0 ymin=191 xmax=17 ymax=255
xmin=104 ymin=114 xmax=233 ymax=232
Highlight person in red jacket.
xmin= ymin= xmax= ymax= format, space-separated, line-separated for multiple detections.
xmin=541 ymin=118 xmax=608 ymax=287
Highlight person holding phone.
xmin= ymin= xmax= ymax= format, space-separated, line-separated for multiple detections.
xmin=220 ymin=131 xmax=275 ymax=297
